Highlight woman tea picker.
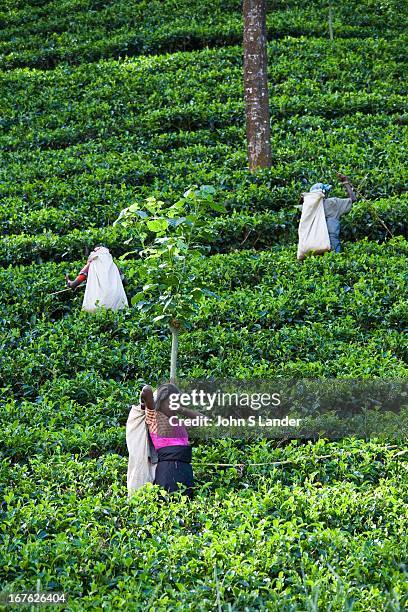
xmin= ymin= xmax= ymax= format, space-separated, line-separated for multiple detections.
xmin=297 ymin=172 xmax=357 ymax=260
xmin=66 ymin=246 xmax=128 ymax=312
xmin=318 ymin=172 xmax=357 ymax=253
xmin=137 ymin=383 xmax=202 ymax=497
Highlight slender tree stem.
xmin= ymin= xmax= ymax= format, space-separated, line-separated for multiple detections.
xmin=328 ymin=2 xmax=334 ymax=41
xmin=170 ymin=325 xmax=179 ymax=383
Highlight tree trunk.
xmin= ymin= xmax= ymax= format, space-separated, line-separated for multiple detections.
xmin=169 ymin=325 xmax=179 ymax=383
xmin=243 ymin=0 xmax=271 ymax=171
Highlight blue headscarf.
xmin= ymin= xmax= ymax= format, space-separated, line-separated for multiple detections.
xmin=310 ymin=182 xmax=332 ymax=195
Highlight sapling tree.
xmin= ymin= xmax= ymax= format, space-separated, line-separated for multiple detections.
xmin=328 ymin=1 xmax=334 ymax=41
xmin=114 ymin=185 xmax=225 ymax=382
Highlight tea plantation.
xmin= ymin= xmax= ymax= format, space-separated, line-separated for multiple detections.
xmin=1 ymin=0 xmax=407 ymax=609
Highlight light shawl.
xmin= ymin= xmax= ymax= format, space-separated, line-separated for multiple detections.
xmin=297 ymin=190 xmax=331 ymax=260
xmin=126 ymin=404 xmax=158 ymax=497
xmin=81 ymin=246 xmax=128 ymax=312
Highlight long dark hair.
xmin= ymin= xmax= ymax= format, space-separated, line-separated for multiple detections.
xmin=155 ymin=383 xmax=180 ymax=412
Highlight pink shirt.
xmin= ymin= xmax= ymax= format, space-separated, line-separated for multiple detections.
xmin=145 ymin=406 xmax=189 ymax=450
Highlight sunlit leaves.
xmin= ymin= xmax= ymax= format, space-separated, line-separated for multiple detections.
xmin=116 ymin=186 xmax=223 ymax=329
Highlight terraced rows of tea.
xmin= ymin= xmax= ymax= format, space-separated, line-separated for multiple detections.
xmin=1 ymin=0 xmax=407 ymax=609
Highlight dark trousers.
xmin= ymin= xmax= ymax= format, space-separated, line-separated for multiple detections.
xmin=326 ymin=217 xmax=342 ymax=252
xmin=154 ymin=445 xmax=194 ymax=497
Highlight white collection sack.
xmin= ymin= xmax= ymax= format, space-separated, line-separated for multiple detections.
xmin=297 ymin=190 xmax=331 ymax=260
xmin=82 ymin=247 xmax=128 ymax=312
xmin=126 ymin=404 xmax=158 ymax=497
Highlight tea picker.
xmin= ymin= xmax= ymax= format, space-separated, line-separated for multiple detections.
xmin=322 ymin=172 xmax=357 ymax=252
xmin=297 ymin=172 xmax=357 ymax=260
xmin=64 ymin=245 xmax=128 ymax=312
xmin=127 ymin=384 xmax=203 ymax=498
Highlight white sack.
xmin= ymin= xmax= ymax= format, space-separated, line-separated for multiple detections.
xmin=126 ymin=404 xmax=158 ymax=497
xmin=297 ymin=190 xmax=331 ymax=260
xmin=82 ymin=247 xmax=128 ymax=312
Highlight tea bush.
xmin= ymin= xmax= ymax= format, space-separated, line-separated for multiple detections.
xmin=0 ymin=0 xmax=407 ymax=609
xmin=0 ymin=0 xmax=406 ymax=69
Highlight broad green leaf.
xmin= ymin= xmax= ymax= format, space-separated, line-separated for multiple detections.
xmin=119 ymin=250 xmax=139 ymax=260
xmin=129 ymin=207 xmax=149 ymax=218
xmin=147 ymin=219 xmax=168 ymax=233
xmin=208 ymin=201 xmax=227 ymax=213
xmin=199 ymin=185 xmax=216 ymax=194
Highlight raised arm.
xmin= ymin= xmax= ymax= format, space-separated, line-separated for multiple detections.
xmin=140 ymin=385 xmax=155 ymax=411
xmin=337 ymin=172 xmax=357 ymax=203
